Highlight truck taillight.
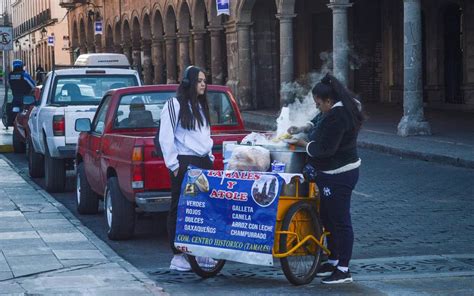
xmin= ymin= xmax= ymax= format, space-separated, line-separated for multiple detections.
xmin=131 ymin=146 xmax=144 ymax=189
xmin=53 ymin=115 xmax=65 ymax=136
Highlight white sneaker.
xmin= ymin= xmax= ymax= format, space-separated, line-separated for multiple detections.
xmin=196 ymin=256 xmax=217 ymax=268
xmin=170 ymin=254 xmax=191 ymax=272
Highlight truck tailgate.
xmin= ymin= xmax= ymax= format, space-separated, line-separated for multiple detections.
xmin=143 ymin=138 xmax=171 ymax=190
xmin=65 ymin=106 xmax=98 ymax=144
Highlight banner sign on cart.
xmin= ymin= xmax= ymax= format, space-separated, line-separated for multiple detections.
xmin=175 ymin=169 xmax=284 ymax=266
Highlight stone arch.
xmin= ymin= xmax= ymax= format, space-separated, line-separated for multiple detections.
xmin=165 ymin=5 xmax=178 ymax=83
xmin=105 ymin=23 xmax=113 ymax=53
xmin=251 ymin=0 xmax=280 ymax=109
xmin=192 ymin=0 xmax=207 ymax=29
xmin=152 ymin=8 xmax=164 ymax=38
xmin=441 ymin=1 xmax=463 ymax=103
xmin=177 ymin=1 xmax=191 ymax=34
xmin=113 ymin=18 xmax=122 ymax=52
xmin=79 ymin=17 xmax=87 ymax=54
xmin=71 ymin=19 xmax=79 ymax=60
xmin=151 ymin=6 xmax=166 ymax=84
xmin=86 ymin=14 xmax=95 ymax=52
xmin=165 ymin=5 xmax=177 ymax=36
xmin=141 ymin=12 xmax=152 ymax=40
xmin=237 ymin=0 xmax=257 ymax=23
xmin=121 ymin=18 xmax=132 ymax=63
xmin=207 ymin=0 xmax=227 ymax=84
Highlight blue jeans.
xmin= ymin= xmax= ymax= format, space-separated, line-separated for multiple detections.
xmin=316 ymin=168 xmax=359 ymax=267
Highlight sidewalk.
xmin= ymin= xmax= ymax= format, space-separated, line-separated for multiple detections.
xmin=243 ymin=102 xmax=474 ymax=169
xmin=0 ymin=155 xmax=166 ymax=295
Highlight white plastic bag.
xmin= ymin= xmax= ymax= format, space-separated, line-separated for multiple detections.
xmin=227 ymin=145 xmax=271 ymax=171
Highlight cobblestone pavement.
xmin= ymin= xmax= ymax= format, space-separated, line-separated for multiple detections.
xmin=4 ymin=148 xmax=474 ymax=295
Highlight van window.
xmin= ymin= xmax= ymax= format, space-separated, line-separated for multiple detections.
xmin=51 ymin=75 xmax=138 ymax=105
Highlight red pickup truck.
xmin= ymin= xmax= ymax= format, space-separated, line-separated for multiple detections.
xmin=75 ymin=85 xmax=249 ymax=240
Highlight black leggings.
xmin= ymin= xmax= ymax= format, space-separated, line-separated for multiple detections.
xmin=316 ymin=168 xmax=359 ymax=267
xmin=168 ymin=155 xmax=213 ymax=254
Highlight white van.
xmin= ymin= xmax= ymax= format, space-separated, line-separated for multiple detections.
xmin=74 ymin=53 xmax=131 ymax=68
xmin=27 ymin=53 xmax=141 ymax=192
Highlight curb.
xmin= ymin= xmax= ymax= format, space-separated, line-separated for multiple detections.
xmin=357 ymin=141 xmax=474 ymax=169
xmin=0 ymin=144 xmax=13 ymax=153
xmin=0 ymin=154 xmax=168 ymax=295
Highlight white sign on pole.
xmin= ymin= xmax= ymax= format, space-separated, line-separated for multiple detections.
xmin=0 ymin=27 xmax=13 ymax=51
xmin=216 ymin=0 xmax=230 ymax=16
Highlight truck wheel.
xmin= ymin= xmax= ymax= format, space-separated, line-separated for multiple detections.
xmin=12 ymin=130 xmax=26 ymax=153
xmin=44 ymin=148 xmax=66 ymax=193
xmin=105 ymin=177 xmax=135 ymax=240
xmin=27 ymin=138 xmax=44 ymax=178
xmin=76 ymin=163 xmax=100 ymax=214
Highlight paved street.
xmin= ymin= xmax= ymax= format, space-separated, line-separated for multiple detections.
xmin=4 ymin=147 xmax=474 ymax=295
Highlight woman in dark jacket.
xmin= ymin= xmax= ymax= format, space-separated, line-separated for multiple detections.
xmin=288 ymin=73 xmax=364 ymax=284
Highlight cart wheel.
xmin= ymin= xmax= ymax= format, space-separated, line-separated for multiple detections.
xmin=279 ymin=201 xmax=322 ymax=285
xmin=188 ymin=255 xmax=226 ymax=278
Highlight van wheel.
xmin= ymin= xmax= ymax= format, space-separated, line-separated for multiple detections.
xmin=105 ymin=177 xmax=135 ymax=240
xmin=44 ymin=146 xmax=65 ymax=193
xmin=76 ymin=163 xmax=100 ymax=214
xmin=27 ymin=138 xmax=44 ymax=178
xmin=12 ymin=130 xmax=25 ymax=153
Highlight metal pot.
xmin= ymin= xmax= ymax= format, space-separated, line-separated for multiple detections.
xmin=261 ymin=145 xmax=309 ymax=196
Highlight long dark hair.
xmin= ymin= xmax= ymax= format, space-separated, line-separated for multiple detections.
xmin=176 ymin=66 xmax=211 ymax=130
xmin=312 ymin=73 xmax=364 ymax=129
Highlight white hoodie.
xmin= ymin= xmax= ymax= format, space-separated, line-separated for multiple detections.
xmin=159 ymin=97 xmax=214 ymax=171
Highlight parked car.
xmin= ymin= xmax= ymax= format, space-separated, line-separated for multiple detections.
xmin=12 ymin=86 xmax=42 ymax=153
xmin=75 ymin=84 xmax=250 ymax=240
xmin=28 ymin=53 xmax=141 ymax=192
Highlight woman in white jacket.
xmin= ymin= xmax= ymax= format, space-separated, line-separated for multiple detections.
xmin=158 ymin=65 xmax=214 ymax=271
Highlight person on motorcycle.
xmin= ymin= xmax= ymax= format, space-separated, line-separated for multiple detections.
xmin=8 ymin=59 xmax=36 ymax=118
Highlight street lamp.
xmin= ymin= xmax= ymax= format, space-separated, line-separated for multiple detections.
xmin=40 ymin=27 xmax=47 ymax=39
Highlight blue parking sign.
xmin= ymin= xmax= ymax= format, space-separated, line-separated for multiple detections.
xmin=47 ymin=36 xmax=54 ymax=46
xmin=95 ymin=21 xmax=102 ymax=35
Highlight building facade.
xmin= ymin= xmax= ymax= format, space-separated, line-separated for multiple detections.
xmin=46 ymin=0 xmax=467 ymax=130
xmin=11 ymin=0 xmax=70 ymax=74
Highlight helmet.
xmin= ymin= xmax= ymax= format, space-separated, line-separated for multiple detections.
xmin=12 ymin=59 xmax=24 ymax=70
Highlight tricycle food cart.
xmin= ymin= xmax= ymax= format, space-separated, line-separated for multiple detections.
xmin=184 ymin=146 xmax=331 ymax=285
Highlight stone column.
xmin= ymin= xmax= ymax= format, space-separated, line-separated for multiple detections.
xmin=225 ymin=21 xmax=238 ymax=99
xmin=327 ymin=0 xmax=352 ymax=85
xmin=122 ymin=41 xmax=132 ymax=65
xmin=79 ymin=43 xmax=87 ymax=55
xmin=177 ymin=33 xmax=191 ymax=80
xmin=87 ymin=40 xmax=95 ymax=53
xmin=397 ymin=0 xmax=431 ymax=136
xmin=462 ymin=1 xmax=474 ymax=107
xmin=151 ymin=37 xmax=165 ymax=84
xmin=236 ymin=22 xmax=253 ymax=110
xmin=209 ymin=26 xmax=224 ymax=85
xmin=164 ymin=35 xmax=178 ymax=84
xmin=94 ymin=34 xmax=102 ymax=53
xmin=277 ymin=13 xmax=296 ymax=105
xmin=141 ymin=39 xmax=153 ymax=85
xmin=191 ymin=29 xmax=206 ymax=69
xmin=132 ymin=43 xmax=142 ymax=81
xmin=114 ymin=44 xmax=123 ymax=54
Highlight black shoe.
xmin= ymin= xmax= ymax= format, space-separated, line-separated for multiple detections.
xmin=321 ymin=269 xmax=353 ymax=284
xmin=316 ymin=262 xmax=337 ymax=277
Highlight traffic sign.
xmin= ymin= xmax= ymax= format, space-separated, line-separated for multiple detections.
xmin=48 ymin=36 xmax=55 ymax=46
xmin=0 ymin=27 xmax=13 ymax=51
xmin=95 ymin=21 xmax=103 ymax=35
